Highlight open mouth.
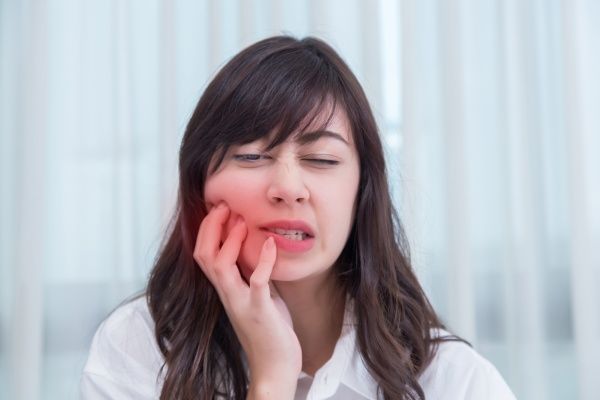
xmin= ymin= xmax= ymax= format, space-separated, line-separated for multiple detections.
xmin=258 ymin=220 xmax=316 ymax=252
xmin=263 ymin=228 xmax=313 ymax=241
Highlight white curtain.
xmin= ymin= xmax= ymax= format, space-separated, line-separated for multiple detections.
xmin=399 ymin=2 xmax=600 ymax=400
xmin=1 ymin=1 xmax=598 ymax=399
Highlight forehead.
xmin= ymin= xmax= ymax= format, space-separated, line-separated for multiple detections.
xmin=308 ymin=107 xmax=352 ymax=140
xmin=271 ymin=105 xmax=354 ymax=148
xmin=208 ymin=104 xmax=356 ymax=174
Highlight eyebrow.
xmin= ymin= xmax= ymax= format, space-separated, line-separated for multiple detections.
xmin=294 ymin=130 xmax=350 ymax=146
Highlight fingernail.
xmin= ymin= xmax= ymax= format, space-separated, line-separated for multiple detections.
xmin=265 ymin=236 xmax=274 ymax=248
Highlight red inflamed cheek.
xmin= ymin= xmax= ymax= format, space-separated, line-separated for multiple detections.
xmin=238 ymin=262 xmax=254 ymax=283
xmin=220 ymin=212 xmax=239 ymax=244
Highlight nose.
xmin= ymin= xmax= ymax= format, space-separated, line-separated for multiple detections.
xmin=267 ymin=162 xmax=310 ymax=205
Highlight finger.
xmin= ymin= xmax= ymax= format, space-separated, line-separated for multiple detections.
xmin=269 ymin=281 xmax=282 ymax=300
xmin=194 ymin=203 xmax=229 ymax=278
xmin=214 ymin=216 xmax=249 ymax=293
xmin=249 ymin=237 xmax=277 ymax=304
xmin=221 ymin=210 xmax=240 ymax=244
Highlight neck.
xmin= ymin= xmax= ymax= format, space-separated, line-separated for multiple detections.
xmin=273 ymin=271 xmax=346 ymax=376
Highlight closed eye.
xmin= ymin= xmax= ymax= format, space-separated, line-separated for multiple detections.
xmin=304 ymin=158 xmax=339 ymax=166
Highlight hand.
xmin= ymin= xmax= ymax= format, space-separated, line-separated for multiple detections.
xmin=193 ymin=203 xmax=301 ymax=397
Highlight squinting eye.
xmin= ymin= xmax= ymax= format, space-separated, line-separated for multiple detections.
xmin=233 ymin=154 xmax=270 ymax=162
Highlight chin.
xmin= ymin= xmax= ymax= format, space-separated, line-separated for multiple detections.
xmin=268 ymin=266 xmax=310 ymax=282
xmin=237 ymin=250 xmax=313 ymax=282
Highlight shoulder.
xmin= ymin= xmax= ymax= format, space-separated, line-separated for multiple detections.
xmin=419 ymin=330 xmax=516 ymax=400
xmin=88 ymin=296 xmax=160 ymax=368
xmin=80 ymin=295 xmax=165 ymax=399
xmin=93 ymin=295 xmax=155 ymax=337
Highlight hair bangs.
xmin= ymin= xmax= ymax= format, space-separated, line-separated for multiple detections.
xmin=208 ymin=45 xmax=347 ymax=172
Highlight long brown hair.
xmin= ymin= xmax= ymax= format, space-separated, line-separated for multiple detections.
xmin=147 ymin=36 xmax=448 ymax=399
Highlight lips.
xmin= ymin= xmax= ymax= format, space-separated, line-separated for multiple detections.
xmin=259 ymin=220 xmax=316 ymax=253
xmin=265 ymin=228 xmax=309 ymax=240
xmin=259 ymin=220 xmax=315 ymax=237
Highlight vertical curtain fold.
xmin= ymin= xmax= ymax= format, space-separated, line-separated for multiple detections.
xmin=502 ymin=1 xmax=546 ymax=398
xmin=438 ymin=0 xmax=477 ymax=342
xmin=112 ymin=0 xmax=136 ymax=296
xmin=10 ymin=1 xmax=47 ymax=399
xmin=159 ymin=0 xmax=178 ymax=219
xmin=562 ymin=2 xmax=600 ymax=400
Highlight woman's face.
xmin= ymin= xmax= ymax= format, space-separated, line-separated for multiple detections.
xmin=203 ymin=108 xmax=361 ymax=282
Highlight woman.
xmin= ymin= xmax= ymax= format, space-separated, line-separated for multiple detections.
xmin=81 ymin=36 xmax=515 ymax=400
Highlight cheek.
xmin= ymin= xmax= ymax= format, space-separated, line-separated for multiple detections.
xmin=206 ymin=169 xmax=264 ymax=202
xmin=205 ymin=172 xmax=262 ymax=220
xmin=237 ymin=236 xmax=262 ymax=272
xmin=205 ymin=172 xmax=267 ymax=265
xmin=320 ymin=177 xmax=359 ymax=242
xmin=205 ymin=174 xmax=240 ymax=208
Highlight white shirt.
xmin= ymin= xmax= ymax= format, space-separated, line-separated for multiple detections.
xmin=80 ymin=297 xmax=516 ymax=399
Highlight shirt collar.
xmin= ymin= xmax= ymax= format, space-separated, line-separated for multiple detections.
xmin=299 ymin=298 xmax=380 ymax=400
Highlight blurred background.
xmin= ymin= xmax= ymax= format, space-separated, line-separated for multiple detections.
xmin=1 ymin=0 xmax=599 ymax=399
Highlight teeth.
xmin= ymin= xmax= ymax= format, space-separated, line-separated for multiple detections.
xmin=271 ymin=228 xmax=304 ymax=235
xmin=283 ymin=233 xmax=305 ymax=241
xmin=268 ymin=228 xmax=308 ymax=240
